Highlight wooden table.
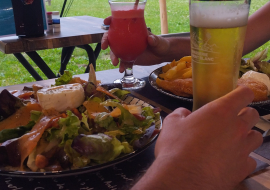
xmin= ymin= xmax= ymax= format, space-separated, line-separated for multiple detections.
xmin=1 ymin=65 xmax=270 ymax=189
xmin=0 ymin=16 xmax=107 ymax=81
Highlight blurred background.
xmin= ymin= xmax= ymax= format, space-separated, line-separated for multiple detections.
xmin=0 ymin=0 xmax=269 ymax=86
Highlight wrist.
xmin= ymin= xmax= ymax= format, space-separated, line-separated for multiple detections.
xmin=132 ymin=155 xmax=217 ymax=190
xmin=131 ymin=155 xmax=192 ymax=190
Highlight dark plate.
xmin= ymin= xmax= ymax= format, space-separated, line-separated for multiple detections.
xmin=149 ymin=66 xmax=193 ymax=102
xmin=0 ymin=96 xmax=162 ymax=178
xmin=149 ymin=66 xmax=270 ymax=107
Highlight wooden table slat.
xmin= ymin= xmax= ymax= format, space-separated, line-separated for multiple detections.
xmin=0 ymin=16 xmax=106 ymax=54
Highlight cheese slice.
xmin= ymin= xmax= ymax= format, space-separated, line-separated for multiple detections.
xmin=37 ymin=83 xmax=85 ymax=112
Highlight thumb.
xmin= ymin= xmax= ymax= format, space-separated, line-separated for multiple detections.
xmin=148 ymin=35 xmax=159 ymax=47
xmin=104 ymin=16 xmax=112 ymax=25
xmin=101 ymin=32 xmax=109 ymax=50
xmin=147 ymin=35 xmax=170 ymax=56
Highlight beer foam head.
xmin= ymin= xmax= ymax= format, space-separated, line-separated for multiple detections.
xmin=190 ymin=2 xmax=249 ymax=28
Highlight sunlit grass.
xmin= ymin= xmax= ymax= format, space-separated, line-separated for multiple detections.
xmin=0 ymin=0 xmax=269 ymax=86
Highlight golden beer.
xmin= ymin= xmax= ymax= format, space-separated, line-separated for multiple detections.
xmin=190 ymin=1 xmax=250 ymax=110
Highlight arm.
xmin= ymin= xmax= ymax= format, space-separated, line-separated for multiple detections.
xmin=134 ymin=36 xmax=191 ymax=66
xmin=149 ymin=1 xmax=270 ymax=60
xmin=165 ymin=2 xmax=270 ymax=59
xmin=243 ymin=2 xmax=270 ymax=55
xmin=150 ymin=2 xmax=270 ymax=62
xmin=132 ymin=86 xmax=262 ymax=190
xmin=101 ymin=2 xmax=269 ymax=72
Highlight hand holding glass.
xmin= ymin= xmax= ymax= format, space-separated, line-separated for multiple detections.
xmin=108 ymin=0 xmax=148 ymax=90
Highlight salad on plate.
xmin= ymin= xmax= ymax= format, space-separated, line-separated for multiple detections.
xmin=0 ymin=65 xmax=161 ymax=172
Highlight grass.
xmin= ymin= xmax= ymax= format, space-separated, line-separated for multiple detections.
xmin=0 ymin=0 xmax=269 ymax=86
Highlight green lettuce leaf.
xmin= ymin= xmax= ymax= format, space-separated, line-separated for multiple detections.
xmin=0 ymin=120 xmax=36 ymax=143
xmin=46 ymin=110 xmax=81 ymax=146
xmin=258 ymin=61 xmax=270 ymax=75
xmin=71 ymin=133 xmax=124 ymax=163
xmin=240 ymin=48 xmax=269 ymax=75
xmin=142 ymin=107 xmax=155 ymax=118
xmin=104 ymin=130 xmax=125 ymax=138
xmin=141 ymin=116 xmax=155 ymax=131
xmin=64 ymin=139 xmax=90 ymax=168
xmin=155 ymin=112 xmax=161 ymax=121
xmin=30 ymin=110 xmax=42 ymax=122
xmin=55 ymin=70 xmax=73 ymax=86
xmin=101 ymin=100 xmax=148 ymax=144
xmin=94 ymin=112 xmax=118 ymax=131
xmin=121 ymin=141 xmax=133 ymax=154
xmin=81 ymin=113 xmax=90 ymax=132
xmin=101 ymin=100 xmax=141 ymax=129
xmin=109 ymin=88 xmax=130 ymax=100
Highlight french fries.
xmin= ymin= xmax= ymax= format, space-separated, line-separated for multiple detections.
xmin=159 ymin=56 xmax=192 ymax=81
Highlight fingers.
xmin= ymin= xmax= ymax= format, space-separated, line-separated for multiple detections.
xmin=148 ymin=35 xmax=166 ymax=48
xmin=238 ymin=107 xmax=259 ymax=130
xmin=172 ymin=107 xmax=192 ymax=118
xmin=245 ymin=157 xmax=257 ymax=176
xmin=108 ymin=47 xmax=130 ymax=73
xmin=245 ymin=130 xmax=263 ymax=152
xmin=104 ymin=16 xmax=112 ymax=25
xmin=164 ymin=108 xmax=191 ymax=126
xmin=110 ymin=51 xmax=119 ymax=66
xmin=148 ymin=35 xmax=158 ymax=47
xmin=119 ymin=64 xmax=125 ymax=73
xmin=118 ymin=61 xmax=133 ymax=73
xmin=101 ymin=32 xmax=109 ymax=50
xmin=213 ymin=86 xmax=254 ymax=116
xmin=147 ymin=35 xmax=170 ymax=55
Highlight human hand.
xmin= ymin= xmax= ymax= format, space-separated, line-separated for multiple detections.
xmin=133 ymin=86 xmax=262 ymax=190
xmin=101 ymin=16 xmax=170 ymax=73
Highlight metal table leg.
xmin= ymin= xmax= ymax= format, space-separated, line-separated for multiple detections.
xmin=26 ymin=51 xmax=56 ymax=79
xmin=94 ymin=43 xmax=101 ymax=61
xmin=58 ymin=43 xmax=102 ymax=75
xmin=13 ymin=53 xmax=43 ymax=81
xmin=58 ymin=46 xmax=76 ymax=76
xmin=77 ymin=44 xmax=96 ymax=73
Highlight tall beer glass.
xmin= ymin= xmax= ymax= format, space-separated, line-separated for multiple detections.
xmin=190 ymin=0 xmax=251 ymax=110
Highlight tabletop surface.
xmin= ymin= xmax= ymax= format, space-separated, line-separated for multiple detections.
xmin=0 ymin=16 xmax=107 ymax=54
xmin=1 ymin=64 xmax=270 ymax=190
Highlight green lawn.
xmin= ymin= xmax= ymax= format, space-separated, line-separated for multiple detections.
xmin=0 ymin=0 xmax=269 ymax=86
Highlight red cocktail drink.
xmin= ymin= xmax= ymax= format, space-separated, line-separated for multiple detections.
xmin=108 ymin=0 xmax=147 ymax=90
xmin=108 ymin=8 xmax=148 ymax=62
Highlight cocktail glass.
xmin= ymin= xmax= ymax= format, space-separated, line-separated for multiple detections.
xmin=190 ymin=0 xmax=251 ymax=110
xmin=108 ymin=0 xmax=148 ymax=90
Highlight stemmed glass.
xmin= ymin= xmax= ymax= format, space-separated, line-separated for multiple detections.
xmin=107 ymin=0 xmax=148 ymax=90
